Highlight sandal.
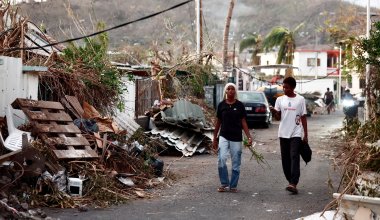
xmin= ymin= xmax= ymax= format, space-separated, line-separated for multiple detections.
xmin=230 ymin=188 xmax=238 ymax=193
xmin=285 ymin=184 xmax=298 ymax=194
xmin=217 ymin=186 xmax=229 ymax=192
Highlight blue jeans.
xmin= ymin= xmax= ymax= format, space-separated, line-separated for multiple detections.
xmin=218 ymin=136 xmax=242 ymax=189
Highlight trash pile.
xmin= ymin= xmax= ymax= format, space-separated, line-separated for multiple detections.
xmin=0 ymin=97 xmax=166 ymax=218
xmin=146 ymin=99 xmax=214 ymax=157
xmin=0 ymin=3 xmax=216 ymax=218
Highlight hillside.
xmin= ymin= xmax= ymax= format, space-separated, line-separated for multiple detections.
xmin=18 ymin=0 xmax=377 ymax=54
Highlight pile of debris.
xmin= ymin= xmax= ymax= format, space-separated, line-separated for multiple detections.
xmin=0 ymin=96 xmax=165 ymax=217
xmin=146 ymin=99 xmax=214 ymax=157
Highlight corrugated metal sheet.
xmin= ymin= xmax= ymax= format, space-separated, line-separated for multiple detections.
xmin=0 ymin=56 xmax=39 ymax=127
xmin=148 ymin=100 xmax=213 ymax=156
xmin=161 ymin=99 xmax=210 ymax=132
xmin=113 ymin=110 xmax=141 ymax=140
xmin=147 ymin=125 xmax=207 ymax=157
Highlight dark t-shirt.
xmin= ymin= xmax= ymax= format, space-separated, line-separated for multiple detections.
xmin=325 ymin=91 xmax=333 ymax=104
xmin=217 ymin=100 xmax=247 ymax=142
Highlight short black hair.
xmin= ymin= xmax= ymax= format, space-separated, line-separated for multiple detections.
xmin=283 ymin=77 xmax=296 ymax=89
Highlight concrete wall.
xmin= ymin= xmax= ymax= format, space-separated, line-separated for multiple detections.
xmin=293 ymin=51 xmax=328 ymax=77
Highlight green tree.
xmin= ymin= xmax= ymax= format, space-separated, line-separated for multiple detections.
xmin=239 ymin=33 xmax=262 ymax=65
xmin=349 ymin=21 xmax=380 ymax=119
xmin=263 ymin=23 xmax=304 ymax=65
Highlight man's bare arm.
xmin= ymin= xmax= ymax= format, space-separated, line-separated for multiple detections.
xmin=270 ymin=106 xmax=281 ymax=121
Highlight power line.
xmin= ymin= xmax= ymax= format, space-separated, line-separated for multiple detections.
xmin=1 ymin=0 xmax=194 ymax=53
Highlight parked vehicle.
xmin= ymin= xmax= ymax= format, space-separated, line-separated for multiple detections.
xmin=237 ymin=91 xmax=272 ymax=128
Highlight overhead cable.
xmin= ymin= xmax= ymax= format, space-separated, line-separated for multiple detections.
xmin=1 ymin=0 xmax=194 ymax=52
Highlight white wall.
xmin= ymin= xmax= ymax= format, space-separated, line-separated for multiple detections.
xmin=121 ymin=77 xmax=136 ymax=118
xmin=350 ymin=72 xmax=362 ymax=95
xmin=258 ymin=52 xmax=301 ymax=76
xmin=294 ymin=51 xmax=328 ymax=77
xmin=0 ymin=56 xmax=38 ymax=126
xmin=258 ymin=53 xmax=287 ymax=76
xmin=296 ymin=79 xmax=336 ymax=98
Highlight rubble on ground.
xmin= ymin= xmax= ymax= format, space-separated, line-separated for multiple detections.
xmin=0 ymin=97 xmax=169 ymax=217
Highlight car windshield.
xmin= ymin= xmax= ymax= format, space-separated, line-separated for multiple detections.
xmin=238 ymin=92 xmax=265 ymax=103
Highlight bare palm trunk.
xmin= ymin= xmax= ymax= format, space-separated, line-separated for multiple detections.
xmin=284 ymin=41 xmax=294 ymax=78
xmin=222 ymin=0 xmax=235 ymax=72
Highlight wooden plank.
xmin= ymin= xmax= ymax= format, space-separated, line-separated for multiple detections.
xmin=85 ymin=146 xmax=94 ymax=151
xmin=93 ymin=132 xmax=103 ymax=149
xmin=64 ymin=95 xmax=84 ymax=117
xmin=34 ymin=123 xmax=81 ymax=134
xmin=60 ymin=97 xmax=81 ymax=119
xmin=0 ymin=149 xmax=22 ymax=164
xmin=12 ymin=98 xmax=64 ymax=110
xmin=43 ymin=136 xmax=90 ymax=146
xmin=23 ymin=110 xmax=72 ymax=122
xmin=53 ymin=149 xmax=98 ymax=159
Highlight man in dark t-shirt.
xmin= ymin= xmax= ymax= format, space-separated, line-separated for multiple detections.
xmin=324 ymin=88 xmax=334 ymax=114
xmin=213 ymin=83 xmax=252 ymax=193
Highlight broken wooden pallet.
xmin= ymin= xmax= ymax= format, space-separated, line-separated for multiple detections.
xmin=60 ymin=95 xmax=84 ymax=119
xmin=12 ymin=98 xmax=98 ymax=159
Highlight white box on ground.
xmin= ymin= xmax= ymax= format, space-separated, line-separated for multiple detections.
xmin=68 ymin=177 xmax=83 ymax=196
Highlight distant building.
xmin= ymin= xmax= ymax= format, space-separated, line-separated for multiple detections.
xmin=253 ymin=44 xmax=353 ymax=99
xmin=257 ymin=44 xmax=342 ymax=79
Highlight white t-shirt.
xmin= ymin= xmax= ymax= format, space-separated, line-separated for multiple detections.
xmin=274 ymin=94 xmax=307 ymax=138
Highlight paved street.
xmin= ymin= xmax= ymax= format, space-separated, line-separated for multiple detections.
xmin=46 ymin=110 xmax=345 ymax=220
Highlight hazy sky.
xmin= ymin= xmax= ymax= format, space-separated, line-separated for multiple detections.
xmin=12 ymin=0 xmax=380 ymax=8
xmin=345 ymin=0 xmax=380 ymax=8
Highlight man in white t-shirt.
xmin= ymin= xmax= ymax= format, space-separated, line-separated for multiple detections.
xmin=270 ymin=77 xmax=308 ymax=194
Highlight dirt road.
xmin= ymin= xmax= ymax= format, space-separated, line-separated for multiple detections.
xmin=47 ymin=111 xmax=345 ymax=220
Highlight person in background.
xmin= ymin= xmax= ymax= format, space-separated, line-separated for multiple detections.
xmin=343 ymin=89 xmax=353 ymax=100
xmin=212 ymin=83 xmax=252 ymax=193
xmin=324 ymin=88 xmax=334 ymax=114
xmin=270 ymin=77 xmax=308 ymax=194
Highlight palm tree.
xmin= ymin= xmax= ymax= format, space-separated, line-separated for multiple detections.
xmin=263 ymin=23 xmax=304 ymax=77
xmin=239 ymin=34 xmax=262 ymax=65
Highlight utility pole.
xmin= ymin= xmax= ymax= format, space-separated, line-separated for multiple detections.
xmin=314 ymin=32 xmax=318 ymax=79
xmin=365 ymin=0 xmax=371 ymax=120
xmin=232 ymin=43 xmax=237 ymax=84
xmin=200 ymin=0 xmax=203 ymax=56
xmin=232 ymin=43 xmax=235 ymax=69
xmin=338 ymin=44 xmax=342 ymax=107
xmin=195 ymin=0 xmax=203 ymax=60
